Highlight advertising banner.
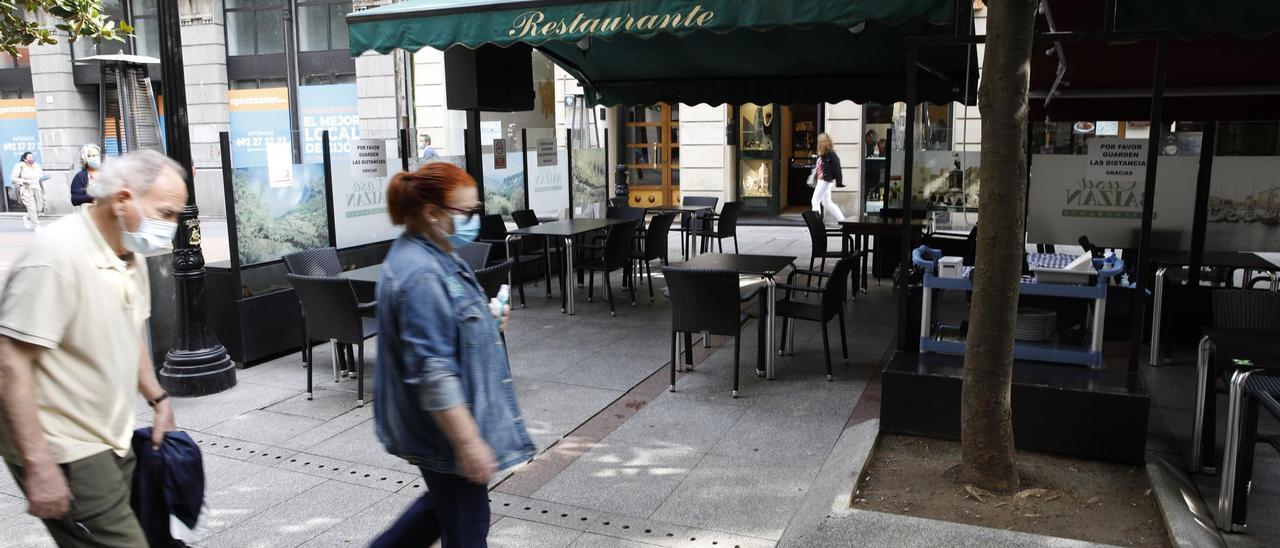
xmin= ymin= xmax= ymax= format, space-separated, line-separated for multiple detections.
xmin=1205 ymin=156 xmax=1280 ymax=252
xmin=571 ymin=147 xmax=607 ymax=218
xmin=1027 ymin=154 xmax=1197 ymax=249
xmin=528 ymin=148 xmax=569 ymax=219
xmin=483 ymin=150 xmax=528 ymax=216
xmin=333 ymin=139 xmax=400 ymax=249
xmin=231 ymin=164 xmax=330 ymax=266
xmin=0 ymin=98 xmax=39 ymax=188
xmin=228 ymin=88 xmax=291 ymax=168
xmin=299 ymin=84 xmax=359 ymax=164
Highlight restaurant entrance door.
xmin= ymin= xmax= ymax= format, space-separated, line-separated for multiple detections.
xmin=624 ymin=103 xmax=679 ymax=207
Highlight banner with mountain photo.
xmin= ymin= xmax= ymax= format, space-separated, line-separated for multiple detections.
xmin=230 ymin=164 xmax=330 ymax=266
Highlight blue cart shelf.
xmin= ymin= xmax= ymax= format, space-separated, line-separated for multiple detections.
xmin=912 ymin=246 xmax=1125 ymax=369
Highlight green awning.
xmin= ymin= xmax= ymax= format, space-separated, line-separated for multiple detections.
xmin=348 ymin=0 xmax=978 ymax=107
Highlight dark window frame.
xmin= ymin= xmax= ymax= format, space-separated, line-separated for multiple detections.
xmin=296 ymin=0 xmax=352 ymax=53
xmin=225 ymin=0 xmax=355 ymax=83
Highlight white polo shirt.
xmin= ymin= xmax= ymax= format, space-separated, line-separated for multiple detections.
xmin=0 ymin=210 xmax=150 ymax=464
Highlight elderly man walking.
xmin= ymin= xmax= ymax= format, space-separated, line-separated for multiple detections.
xmin=0 ymin=149 xmax=185 ymax=547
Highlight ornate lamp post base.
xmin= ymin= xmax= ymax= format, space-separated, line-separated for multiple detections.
xmin=161 ymin=346 xmax=237 ymax=397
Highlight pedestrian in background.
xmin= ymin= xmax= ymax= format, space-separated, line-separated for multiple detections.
xmin=0 ymin=149 xmax=185 ymax=547
xmin=69 ymin=144 xmax=102 ymax=211
xmin=10 ymin=151 xmax=45 ymax=231
xmin=812 ymin=133 xmax=846 ymax=224
xmin=419 ymin=133 xmax=439 ymax=160
xmin=371 ymin=161 xmax=534 ymax=547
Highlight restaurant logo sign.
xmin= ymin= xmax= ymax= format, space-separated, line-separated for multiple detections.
xmin=508 ymin=4 xmax=716 ymax=39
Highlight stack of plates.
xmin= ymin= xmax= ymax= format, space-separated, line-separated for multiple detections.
xmin=1015 ymin=308 xmax=1057 ymax=342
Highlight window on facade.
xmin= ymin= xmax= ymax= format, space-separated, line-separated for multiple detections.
xmin=863 ymin=102 xmax=953 ymax=153
xmin=71 ymin=0 xmax=128 ymax=58
xmin=131 ymin=1 xmax=160 ymax=58
xmin=0 ymin=49 xmax=29 ymax=69
xmin=226 ymin=0 xmax=286 ymax=56
xmin=297 ymin=0 xmax=352 ymax=52
xmin=231 ymin=78 xmax=288 ymax=90
xmin=1217 ymin=122 xmax=1280 ymax=156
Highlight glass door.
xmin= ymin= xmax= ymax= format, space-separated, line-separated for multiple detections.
xmin=738 ymin=103 xmax=780 ymax=214
xmin=624 ymin=103 xmax=679 ymax=207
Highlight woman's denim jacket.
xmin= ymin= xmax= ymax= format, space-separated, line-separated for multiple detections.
xmin=374 ymin=233 xmax=535 ymax=474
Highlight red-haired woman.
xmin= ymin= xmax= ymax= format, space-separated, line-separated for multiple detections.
xmin=372 ymin=162 xmax=535 ymax=547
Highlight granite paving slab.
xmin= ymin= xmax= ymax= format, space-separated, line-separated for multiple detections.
xmin=533 ymin=442 xmax=705 ymax=519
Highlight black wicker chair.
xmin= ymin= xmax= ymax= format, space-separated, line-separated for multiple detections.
xmin=478 ymin=213 xmax=543 ymax=308
xmin=283 ymin=248 xmax=372 ymax=366
xmin=578 ymin=221 xmax=639 ymax=315
xmin=511 ymin=209 xmax=556 ymax=292
xmin=677 ymin=196 xmax=719 ymax=259
xmin=1191 ymin=289 xmax=1280 ymax=473
xmin=630 ymin=213 xmax=675 ymax=302
xmin=475 ymin=259 xmax=514 ymax=299
xmin=694 ymin=201 xmax=744 ymax=254
xmin=775 ymin=255 xmax=857 ymax=381
xmin=283 ymin=247 xmax=342 ymax=276
xmin=455 ymin=241 xmax=492 ymax=270
xmin=802 ymin=210 xmax=860 ymax=293
xmin=286 ymin=274 xmax=379 ymax=406
xmin=663 ymin=266 xmax=763 ymax=397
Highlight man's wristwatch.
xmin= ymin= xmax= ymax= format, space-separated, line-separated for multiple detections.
xmin=147 ymin=392 xmax=170 ymax=408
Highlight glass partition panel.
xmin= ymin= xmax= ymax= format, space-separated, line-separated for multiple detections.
xmin=525 ymin=127 xmax=570 ymax=219
xmin=227 ymin=130 xmax=330 ymax=270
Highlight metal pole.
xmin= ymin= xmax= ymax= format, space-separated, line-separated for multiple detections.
xmin=218 ymin=132 xmax=241 ymax=293
xmin=158 ymin=0 xmax=236 ymax=396
xmin=1187 ymin=122 xmax=1217 ymax=287
xmin=521 ymin=128 xmax=530 ymax=210
xmin=567 ymin=128 xmax=575 ymax=219
xmin=283 ymin=3 xmax=302 ymax=164
xmin=1127 ymin=36 xmax=1168 ymax=375
xmin=398 ymin=127 xmax=410 ymax=172
xmin=322 ymin=130 xmax=337 ymax=248
xmin=465 ymin=110 xmax=484 ymax=196
xmin=898 ymin=46 xmax=920 ymax=354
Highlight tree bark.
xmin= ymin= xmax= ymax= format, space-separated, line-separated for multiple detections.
xmin=960 ymin=0 xmax=1039 ymax=493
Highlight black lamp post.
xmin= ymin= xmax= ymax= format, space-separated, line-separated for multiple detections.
xmin=156 ymin=0 xmax=236 ymax=396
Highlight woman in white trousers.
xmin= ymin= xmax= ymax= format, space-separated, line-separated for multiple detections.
xmin=811 ymin=133 xmax=845 ymax=223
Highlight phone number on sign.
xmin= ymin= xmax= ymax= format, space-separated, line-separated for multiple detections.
xmin=233 ymin=136 xmax=290 ymax=148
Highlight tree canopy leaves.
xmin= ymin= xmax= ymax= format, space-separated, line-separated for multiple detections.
xmin=0 ymin=0 xmax=130 ymax=59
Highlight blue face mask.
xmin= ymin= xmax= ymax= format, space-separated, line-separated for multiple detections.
xmin=447 ymin=214 xmax=480 ymax=247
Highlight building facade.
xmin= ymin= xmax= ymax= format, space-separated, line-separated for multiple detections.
xmin=1 ymin=0 xmax=987 ymax=224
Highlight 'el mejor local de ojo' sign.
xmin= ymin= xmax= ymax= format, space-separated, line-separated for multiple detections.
xmin=508 ymin=4 xmax=716 ymax=39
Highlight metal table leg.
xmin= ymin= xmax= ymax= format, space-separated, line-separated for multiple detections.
xmin=1191 ymin=336 xmax=1215 ymax=473
xmin=505 ymin=234 xmax=520 ymax=293
xmin=765 ymin=275 xmax=777 ymax=380
xmin=1149 ymin=266 xmax=1168 ymax=366
xmin=1217 ymin=369 xmax=1260 ymax=533
xmin=564 ymin=236 xmax=576 ymax=315
xmin=919 ymin=285 xmax=932 ymax=353
xmin=1089 ymin=294 xmax=1107 ymax=369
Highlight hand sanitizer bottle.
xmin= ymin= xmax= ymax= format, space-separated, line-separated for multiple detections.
xmin=489 ymin=284 xmax=511 ymax=328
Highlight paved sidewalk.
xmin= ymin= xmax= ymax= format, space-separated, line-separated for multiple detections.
xmin=0 ymin=222 xmax=1106 ymax=547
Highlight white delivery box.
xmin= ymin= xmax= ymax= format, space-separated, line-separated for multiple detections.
xmin=938 ymin=256 xmax=964 ymax=278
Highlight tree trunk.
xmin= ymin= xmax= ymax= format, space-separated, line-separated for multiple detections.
xmin=960 ymin=0 xmax=1039 ymax=493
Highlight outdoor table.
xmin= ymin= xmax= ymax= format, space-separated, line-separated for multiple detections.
xmin=1190 ymin=329 xmax=1280 ymax=473
xmin=507 ymin=218 xmax=637 ymax=315
xmin=340 ymin=264 xmax=381 ymax=286
xmin=683 ymin=253 xmax=796 ymax=380
xmin=1148 ymin=250 xmax=1280 ymax=366
xmin=646 ymin=204 xmax=717 ymax=260
xmin=840 ymin=215 xmax=928 ymax=292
